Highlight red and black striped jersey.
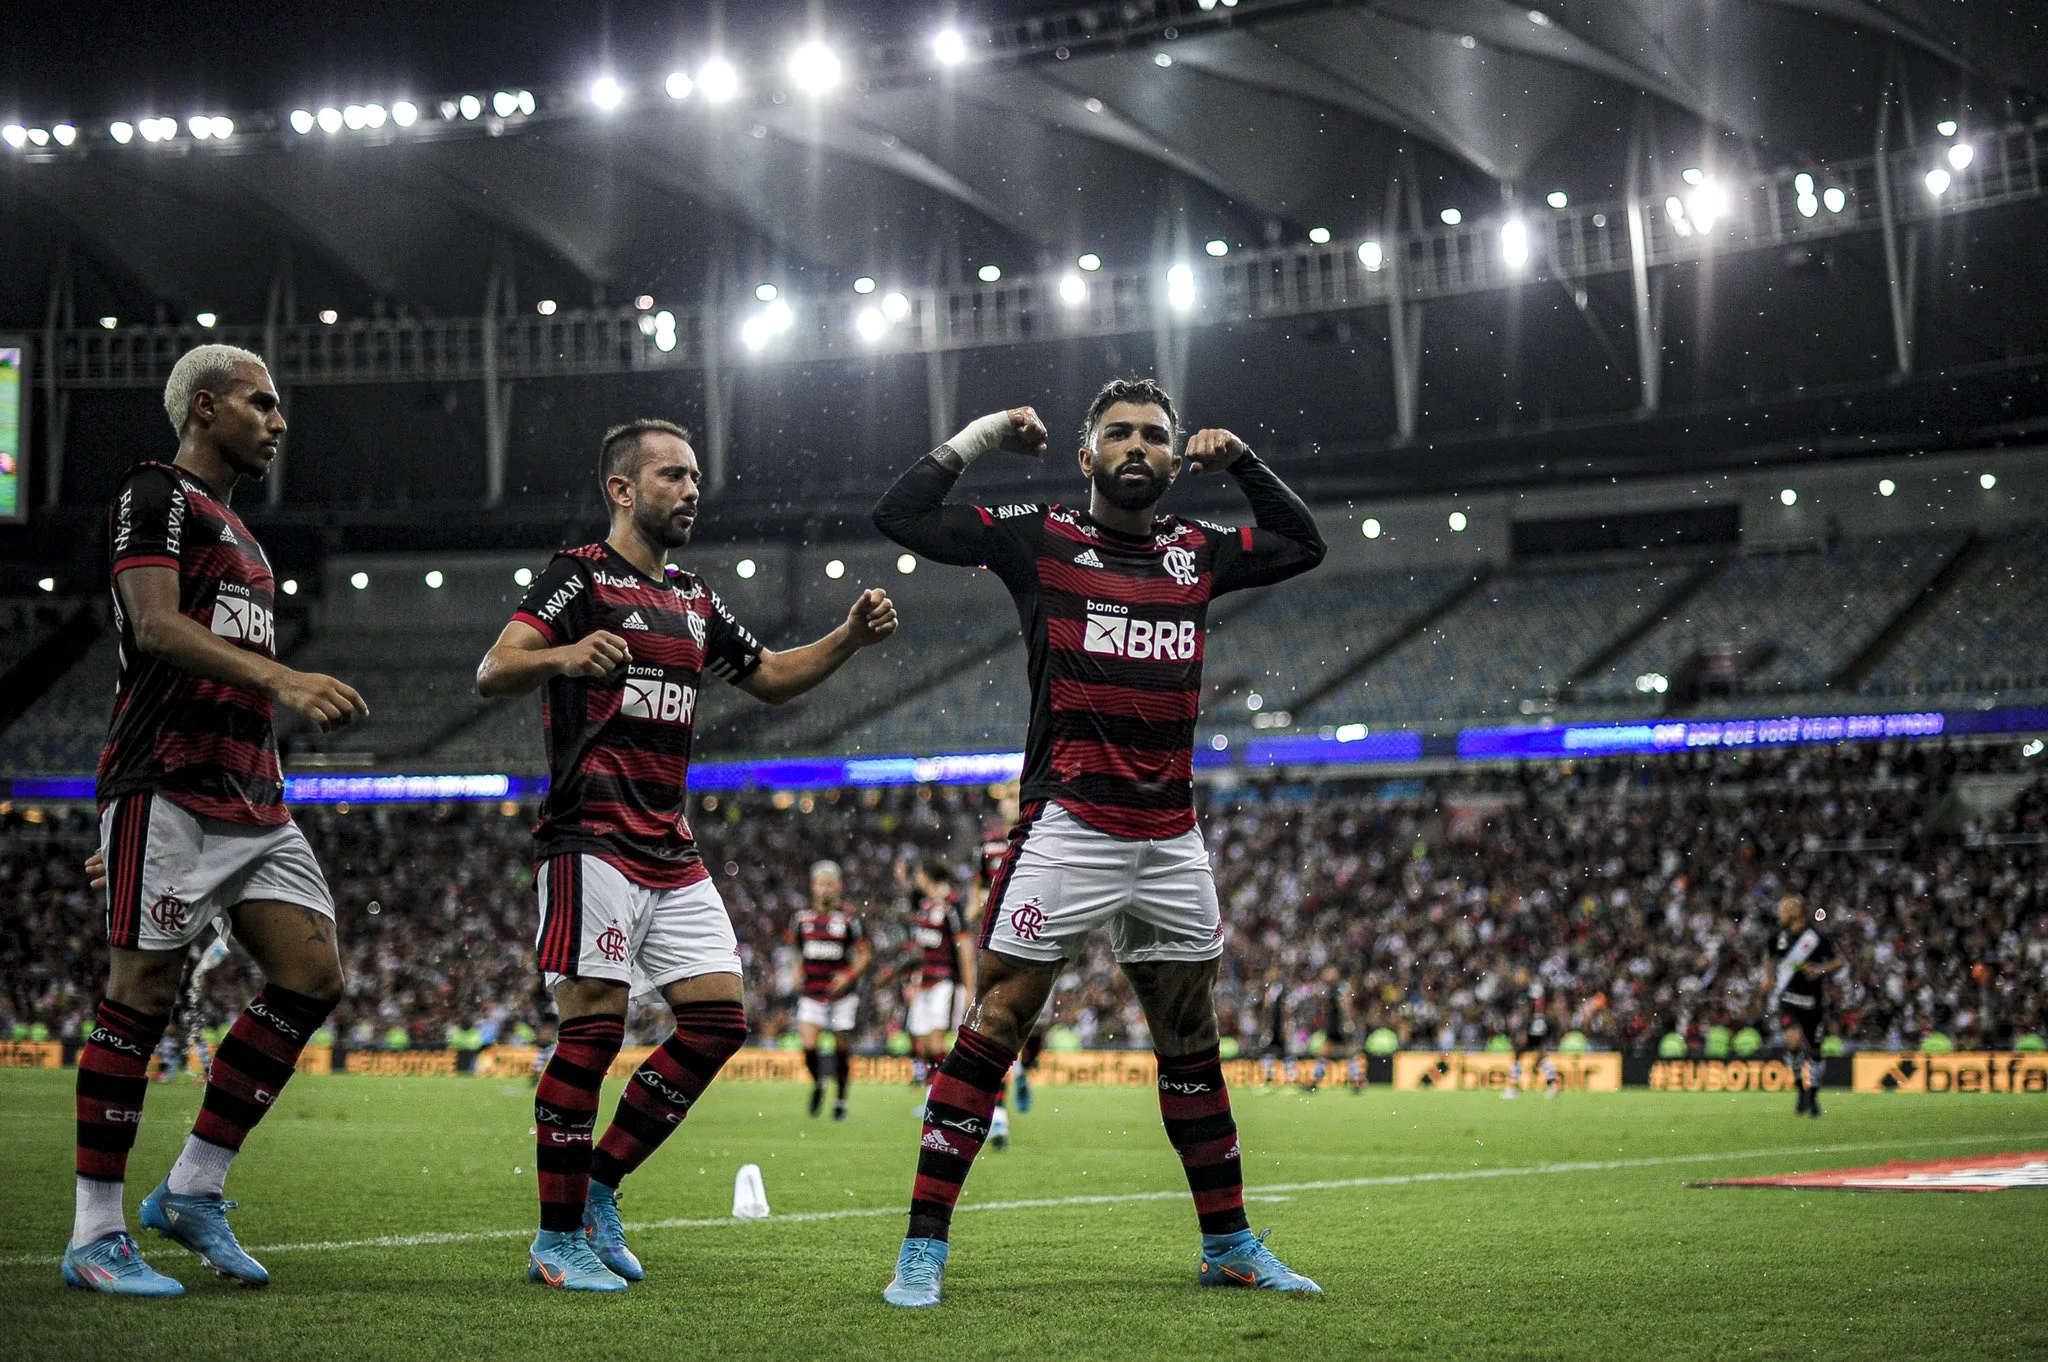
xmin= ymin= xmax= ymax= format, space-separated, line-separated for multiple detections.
xmin=792 ymin=907 xmax=865 ymax=1001
xmin=873 ymin=450 xmax=1323 ymax=839
xmin=510 ymin=543 xmax=763 ymax=888
xmin=912 ymin=892 xmax=969 ymax=986
xmin=98 ymin=461 xmax=287 ymax=826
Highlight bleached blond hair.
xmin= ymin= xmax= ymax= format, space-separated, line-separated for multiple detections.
xmin=163 ymin=344 xmax=268 ymax=435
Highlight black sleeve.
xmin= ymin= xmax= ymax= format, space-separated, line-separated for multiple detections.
xmin=510 ymin=556 xmax=594 ymax=645
xmin=110 ymin=466 xmax=186 ymax=574
xmin=1209 ymin=452 xmax=1327 ymax=596
xmin=871 ymin=452 xmax=1040 ymax=588
xmin=702 ymin=589 xmax=765 ymax=685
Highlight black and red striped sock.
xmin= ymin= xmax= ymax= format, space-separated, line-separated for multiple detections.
xmin=536 ymin=1014 xmax=624 ymax=1232
xmin=169 ymin=984 xmax=332 ymax=1196
xmin=1157 ymin=1046 xmax=1250 ymax=1237
xmin=74 ymin=1000 xmax=169 ymax=1234
xmin=907 ymin=1026 xmax=1015 ymax=1242
xmin=590 ymin=1002 xmax=747 ymax=1187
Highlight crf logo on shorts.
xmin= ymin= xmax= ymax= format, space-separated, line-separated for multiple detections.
xmin=1083 ymin=604 xmax=1197 ymax=661
xmin=209 ymin=593 xmax=274 ymax=648
xmin=148 ymin=895 xmax=190 ymax=932
xmin=597 ymin=925 xmax=629 ymax=962
xmin=623 ymin=676 xmax=697 ymax=724
xmin=1009 ymin=898 xmax=1047 ymax=941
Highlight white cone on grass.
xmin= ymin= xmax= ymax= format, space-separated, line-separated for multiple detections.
xmin=733 ymin=1163 xmax=770 ymax=1220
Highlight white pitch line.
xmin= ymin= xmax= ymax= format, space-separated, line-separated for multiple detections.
xmin=9 ymin=1130 xmax=2041 ymax=1271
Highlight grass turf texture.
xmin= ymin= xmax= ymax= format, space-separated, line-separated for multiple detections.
xmin=4 ymin=1070 xmax=2045 ymax=1360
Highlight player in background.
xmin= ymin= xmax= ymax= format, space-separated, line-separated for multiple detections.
xmin=151 ymin=927 xmax=233 ymax=1083
xmin=1764 ymin=894 xmax=1844 ymax=1117
xmin=65 ymin=345 xmax=367 ymax=1297
xmin=791 ymin=860 xmax=873 ymax=1122
xmin=1505 ymin=988 xmax=1561 ymax=1100
xmin=871 ymin=380 xmax=1327 ymax=1307
xmin=905 ymin=857 xmax=975 ymax=1085
xmin=1258 ymin=968 xmax=1295 ymax=1088
xmin=1308 ymin=966 xmax=1354 ymax=1093
xmin=970 ymin=787 xmax=1046 ymax=1118
xmin=477 ymin=420 xmax=896 ymax=1292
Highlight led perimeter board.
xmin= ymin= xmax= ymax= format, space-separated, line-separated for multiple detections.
xmin=0 ymin=339 xmax=25 ymax=522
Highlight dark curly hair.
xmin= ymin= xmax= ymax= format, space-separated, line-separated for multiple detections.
xmin=1078 ymin=377 xmax=1177 ymax=450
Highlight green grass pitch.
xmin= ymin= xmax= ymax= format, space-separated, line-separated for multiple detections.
xmin=5 ymin=1069 xmax=2045 ymax=1360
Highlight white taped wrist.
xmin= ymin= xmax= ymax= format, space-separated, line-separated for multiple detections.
xmin=942 ymin=411 xmax=1014 ymax=467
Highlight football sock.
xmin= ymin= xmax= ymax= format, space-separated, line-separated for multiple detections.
xmin=535 ymin=1014 xmax=624 ymax=1232
xmin=591 ymin=1002 xmax=747 ymax=1188
xmin=907 ymin=1026 xmax=1015 ymax=1243
xmin=1157 ymin=1045 xmax=1250 ymax=1237
xmin=804 ymin=1048 xmax=822 ymax=1088
xmin=836 ymin=1043 xmax=853 ymax=1099
xmin=170 ymin=984 xmax=332 ymax=1197
xmin=73 ymin=999 xmax=169 ymax=1245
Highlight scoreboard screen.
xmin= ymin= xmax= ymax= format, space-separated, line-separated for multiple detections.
xmin=0 ymin=341 xmax=24 ymax=522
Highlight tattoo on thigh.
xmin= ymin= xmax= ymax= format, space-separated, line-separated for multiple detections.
xmin=299 ymin=906 xmax=330 ymax=946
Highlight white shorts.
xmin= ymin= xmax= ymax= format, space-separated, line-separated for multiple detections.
xmin=536 ymin=855 xmax=742 ymax=991
xmin=797 ymin=995 xmax=859 ymax=1031
xmin=983 ymin=803 xmax=1222 ymax=965
xmin=100 ymin=793 xmax=333 ymax=952
xmin=907 ymin=981 xmax=962 ymax=1036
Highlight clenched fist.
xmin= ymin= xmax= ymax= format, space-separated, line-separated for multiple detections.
xmin=845 ymin=588 xmax=898 ymax=647
xmin=271 ymin=669 xmax=370 ymax=731
xmin=555 ymin=630 xmax=633 ymax=679
xmin=1184 ymin=428 xmax=1251 ymax=475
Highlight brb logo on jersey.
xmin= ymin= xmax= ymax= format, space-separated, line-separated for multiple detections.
xmin=1083 ymin=600 xmax=1197 ymax=661
xmin=622 ymin=667 xmax=697 ymax=725
xmin=208 ymin=584 xmax=274 ymax=649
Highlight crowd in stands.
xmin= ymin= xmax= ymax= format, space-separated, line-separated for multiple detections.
xmin=5 ymin=739 xmax=2043 ymax=1060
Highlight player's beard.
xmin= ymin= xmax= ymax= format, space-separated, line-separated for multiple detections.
xmin=1093 ymin=457 xmax=1171 ymax=511
xmin=637 ymin=498 xmax=695 ymax=548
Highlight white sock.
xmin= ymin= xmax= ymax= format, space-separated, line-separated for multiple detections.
xmin=166 ymin=1134 xmax=237 ymax=1198
xmin=72 ymin=1176 xmax=126 ymax=1248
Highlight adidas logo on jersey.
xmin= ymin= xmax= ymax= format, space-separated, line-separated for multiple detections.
xmin=1073 ymin=549 xmax=1105 ymax=568
xmin=618 ymin=610 xmax=649 ymax=631
xmin=217 ymin=523 xmax=239 ymax=546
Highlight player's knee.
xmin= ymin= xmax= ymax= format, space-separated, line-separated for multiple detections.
xmin=293 ymin=959 xmax=347 ymax=1008
xmin=107 ymin=951 xmax=187 ymax=1016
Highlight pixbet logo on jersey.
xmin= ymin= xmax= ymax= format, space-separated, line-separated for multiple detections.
xmin=209 ymin=584 xmax=274 ymax=649
xmin=622 ymin=668 xmax=697 ymax=724
xmin=1083 ymin=600 xmax=1197 ymax=661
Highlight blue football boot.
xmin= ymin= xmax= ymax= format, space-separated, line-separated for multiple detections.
xmin=1198 ymin=1228 xmax=1323 ymax=1295
xmin=60 ymin=1231 xmax=185 ymax=1297
xmin=528 ymin=1228 xmax=628 ymax=1292
xmin=581 ymin=1182 xmax=644 ymax=1282
xmin=139 ymin=1179 xmax=268 ymax=1286
xmin=882 ymin=1236 xmax=949 ymax=1307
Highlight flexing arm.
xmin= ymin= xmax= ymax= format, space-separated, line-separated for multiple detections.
xmin=871 ymin=406 xmax=1049 ymax=566
xmin=1185 ymin=429 xmax=1327 ymax=589
xmin=475 ymin=619 xmax=633 ymax=699
xmin=118 ymin=566 xmax=367 ymax=730
xmin=739 ymin=588 xmax=897 ymax=705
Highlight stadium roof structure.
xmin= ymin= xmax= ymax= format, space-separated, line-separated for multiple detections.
xmin=3 ymin=0 xmax=2047 ymax=530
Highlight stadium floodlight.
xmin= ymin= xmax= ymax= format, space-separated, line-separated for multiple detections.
xmin=1796 ymin=193 xmax=1819 ymax=218
xmin=824 ymin=558 xmax=846 ymax=580
xmin=393 ymin=101 xmax=418 ymax=127
xmin=1439 ymin=207 xmax=1462 ymax=225
xmin=1682 ymin=167 xmax=1704 ymax=186
xmin=1780 ymin=487 xmax=1797 ymax=506
xmin=514 ymin=566 xmax=534 ymax=587
xmin=350 ymin=571 xmax=370 ymax=590
xmin=1794 ymin=173 xmax=1814 ymax=195
xmin=1 ymin=126 xmax=24 ymax=150
xmin=635 ymin=294 xmax=655 ymax=309
xmin=281 ymin=578 xmax=299 ymax=596
xmin=195 ymin=312 xmax=217 ymax=327
xmin=363 ymin=104 xmax=387 ymax=129
xmin=1245 ymin=692 xmax=1264 ymax=711
xmin=852 ymin=276 xmax=876 ymax=295
xmin=665 ymin=70 xmax=693 ymax=100
xmin=536 ymin=299 xmax=557 ymax=316
xmin=978 ymin=264 xmax=1002 ymax=283
xmin=1155 ymin=52 xmax=1174 ymax=67
xmin=1167 ymin=263 xmax=1196 ymax=311
xmin=493 ymin=90 xmax=519 ymax=118
xmin=1358 ymin=240 xmax=1383 ymax=271
xmin=735 ymin=558 xmax=757 ymax=580
xmin=1335 ymin=722 xmax=1368 ymax=741
xmin=637 ymin=314 xmax=657 ymax=335
xmin=1448 ymin=511 xmax=1468 ymax=532
xmin=343 ymin=104 xmax=367 ymax=130
xmin=755 ymin=282 xmax=778 ymax=302
xmin=933 ymin=28 xmax=969 ymax=66
xmin=139 ymin=117 xmax=170 ymax=142
xmin=1204 ymin=239 xmax=1229 ymax=257
xmin=1687 ymin=180 xmax=1729 ymax=233
xmin=290 ymin=109 xmax=315 ymax=134
xmin=1210 ymin=734 xmax=1229 ymax=751
xmin=1635 ymin=672 xmax=1669 ymax=694
xmin=788 ymin=42 xmax=842 ymax=95
xmin=37 ymin=576 xmax=56 ymax=592
xmin=26 ymin=127 xmax=49 ymax=146
xmin=1948 ymin=142 xmax=1974 ymax=171
xmin=424 ymin=570 xmax=445 ymax=589
xmin=1878 ymin=478 xmax=1896 ymax=497
xmin=1822 ymin=186 xmax=1846 ymax=213
xmin=1362 ymin=518 xmax=1382 ymax=539
xmin=591 ymin=76 xmax=625 ymax=111
xmin=740 ymin=315 xmax=770 ymax=352
xmin=698 ymin=59 xmax=740 ymax=103
xmin=2027 ymin=738 xmax=2046 ymax=759
xmin=318 ymin=106 xmax=344 ymax=133
xmin=1500 ymin=218 xmax=1529 ymax=268
xmin=1980 ymin=472 xmax=1998 ymax=490
xmin=854 ymin=307 xmax=887 ymax=342
xmin=896 ymin=553 xmax=917 ymax=575
xmin=459 ymin=94 xmax=482 ymax=120
xmin=318 ymin=309 xmax=338 ymax=324
xmin=1936 ymin=119 xmax=1958 ymax=137
xmin=652 ymin=310 xmax=677 ymax=352
xmin=880 ymin=291 xmax=911 ymax=322
xmin=53 ymin=123 xmax=76 ymax=146
xmin=1308 ymin=226 xmax=1331 ymax=244
xmin=1925 ymin=167 xmax=1951 ymax=196
xmin=764 ymin=299 xmax=793 ymax=333
xmin=1664 ymin=195 xmax=1686 ymax=222
xmin=1546 ymin=190 xmax=1568 ymax=209
xmin=109 ymin=120 xmax=134 ymax=143
xmin=518 ymin=91 xmax=536 ymax=115
xmin=1058 ymin=274 xmax=1087 ymax=306
xmin=1077 ymin=252 xmax=1102 ymax=272
xmin=98 ymin=316 xmax=118 ymax=329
